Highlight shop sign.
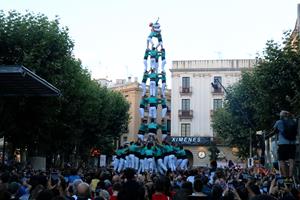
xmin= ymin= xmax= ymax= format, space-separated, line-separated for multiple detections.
xmin=171 ymin=136 xmax=211 ymax=146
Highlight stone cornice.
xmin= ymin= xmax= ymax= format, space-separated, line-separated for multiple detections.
xmin=170 ymin=67 xmax=252 ymax=73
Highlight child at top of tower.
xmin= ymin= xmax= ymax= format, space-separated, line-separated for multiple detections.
xmin=150 ymin=21 xmax=161 ymax=33
xmin=147 ymin=18 xmax=163 ymax=49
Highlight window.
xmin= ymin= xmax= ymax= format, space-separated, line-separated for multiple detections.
xmin=181 ymin=123 xmax=191 ymax=136
xmin=213 ymin=99 xmax=222 ymax=110
xmin=182 ymin=77 xmax=190 ymax=88
xmin=214 ymin=76 xmax=222 ymax=85
xmin=123 ymin=136 xmax=128 ymax=143
xmin=212 ymin=76 xmax=222 ymax=92
xmin=182 ymin=99 xmax=190 ymax=110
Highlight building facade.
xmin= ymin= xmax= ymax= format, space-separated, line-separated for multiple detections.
xmin=170 ymin=59 xmax=256 ymax=166
xmin=110 ymin=78 xmax=171 ymax=145
xmin=95 ymin=78 xmax=112 ymax=87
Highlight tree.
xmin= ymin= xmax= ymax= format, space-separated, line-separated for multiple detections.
xmin=0 ymin=11 xmax=129 ymax=164
xmin=212 ymin=31 xmax=300 ymax=157
xmin=212 ymin=107 xmax=252 ymax=158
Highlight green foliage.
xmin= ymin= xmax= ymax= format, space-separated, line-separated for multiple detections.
xmin=212 ymin=31 xmax=300 ymax=158
xmin=212 ymin=107 xmax=253 ymax=158
xmin=0 ymin=11 xmax=129 ymax=162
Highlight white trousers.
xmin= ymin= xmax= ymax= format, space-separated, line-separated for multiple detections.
xmin=117 ymin=158 xmax=125 ymax=173
xmin=163 ymin=155 xmax=169 ymax=169
xmin=155 ymin=61 xmax=159 ymax=73
xmin=157 ymin=163 xmax=164 ymax=174
xmin=135 ymin=157 xmax=139 ymax=170
xmin=168 ymin=155 xmax=176 ymax=172
xmin=149 ymin=106 xmax=157 ymax=119
xmin=157 ymin=158 xmax=167 ymax=172
xmin=141 ymin=82 xmax=146 ymax=96
xmin=147 ymin=158 xmax=154 ymax=173
xmin=162 ymin=107 xmax=167 ymax=118
xmin=125 ymin=156 xmax=129 ymax=169
xmin=137 ymin=134 xmax=144 ymax=141
xmin=139 ymin=107 xmax=144 ymax=118
xmin=129 ymin=154 xmax=135 ymax=168
xmin=144 ymin=158 xmax=149 ymax=172
xmin=161 ymin=60 xmax=166 ymax=72
xmin=161 ymin=83 xmax=166 ymax=98
xmin=144 ymin=59 xmax=148 ymax=71
xmin=180 ymin=158 xmax=188 ymax=170
xmin=176 ymin=159 xmax=183 ymax=169
xmin=147 ymin=38 xmax=154 ymax=48
xmin=150 ymin=81 xmax=156 ymax=96
xmin=138 ymin=159 xmax=145 ymax=174
xmin=150 ymin=58 xmax=156 ymax=70
xmin=113 ymin=158 xmax=119 ymax=171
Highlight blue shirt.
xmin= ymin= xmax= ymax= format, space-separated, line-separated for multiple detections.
xmin=68 ymin=175 xmax=81 ymax=183
xmin=273 ymin=120 xmax=296 ymax=145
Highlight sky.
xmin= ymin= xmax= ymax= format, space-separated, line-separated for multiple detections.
xmin=1 ymin=0 xmax=300 ymax=84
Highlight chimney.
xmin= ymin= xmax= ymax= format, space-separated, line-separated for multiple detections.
xmin=128 ymin=76 xmax=132 ymax=83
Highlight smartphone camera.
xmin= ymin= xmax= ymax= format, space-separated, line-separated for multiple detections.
xmin=276 ymin=178 xmax=284 ymax=188
xmin=51 ymin=172 xmax=59 ymax=186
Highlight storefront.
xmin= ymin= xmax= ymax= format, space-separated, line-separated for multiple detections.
xmin=171 ymin=136 xmax=242 ymax=167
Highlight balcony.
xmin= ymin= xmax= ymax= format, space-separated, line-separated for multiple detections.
xmin=178 ymin=109 xmax=193 ymax=119
xmin=211 ymin=88 xmax=224 ymax=95
xmin=211 ymin=83 xmax=224 ymax=95
xmin=180 ymin=87 xmax=192 ymax=95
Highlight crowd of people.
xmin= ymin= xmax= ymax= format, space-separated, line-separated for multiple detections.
xmin=0 ymin=161 xmax=299 ymax=200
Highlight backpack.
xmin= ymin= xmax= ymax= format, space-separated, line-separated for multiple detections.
xmin=282 ymin=118 xmax=298 ymax=140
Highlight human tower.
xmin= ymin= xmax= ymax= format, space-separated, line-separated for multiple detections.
xmin=113 ymin=19 xmax=188 ymax=174
xmin=138 ymin=18 xmax=167 ymax=143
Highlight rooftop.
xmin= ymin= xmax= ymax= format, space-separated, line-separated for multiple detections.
xmin=0 ymin=65 xmax=60 ymax=96
xmin=171 ymin=59 xmax=256 ymax=72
